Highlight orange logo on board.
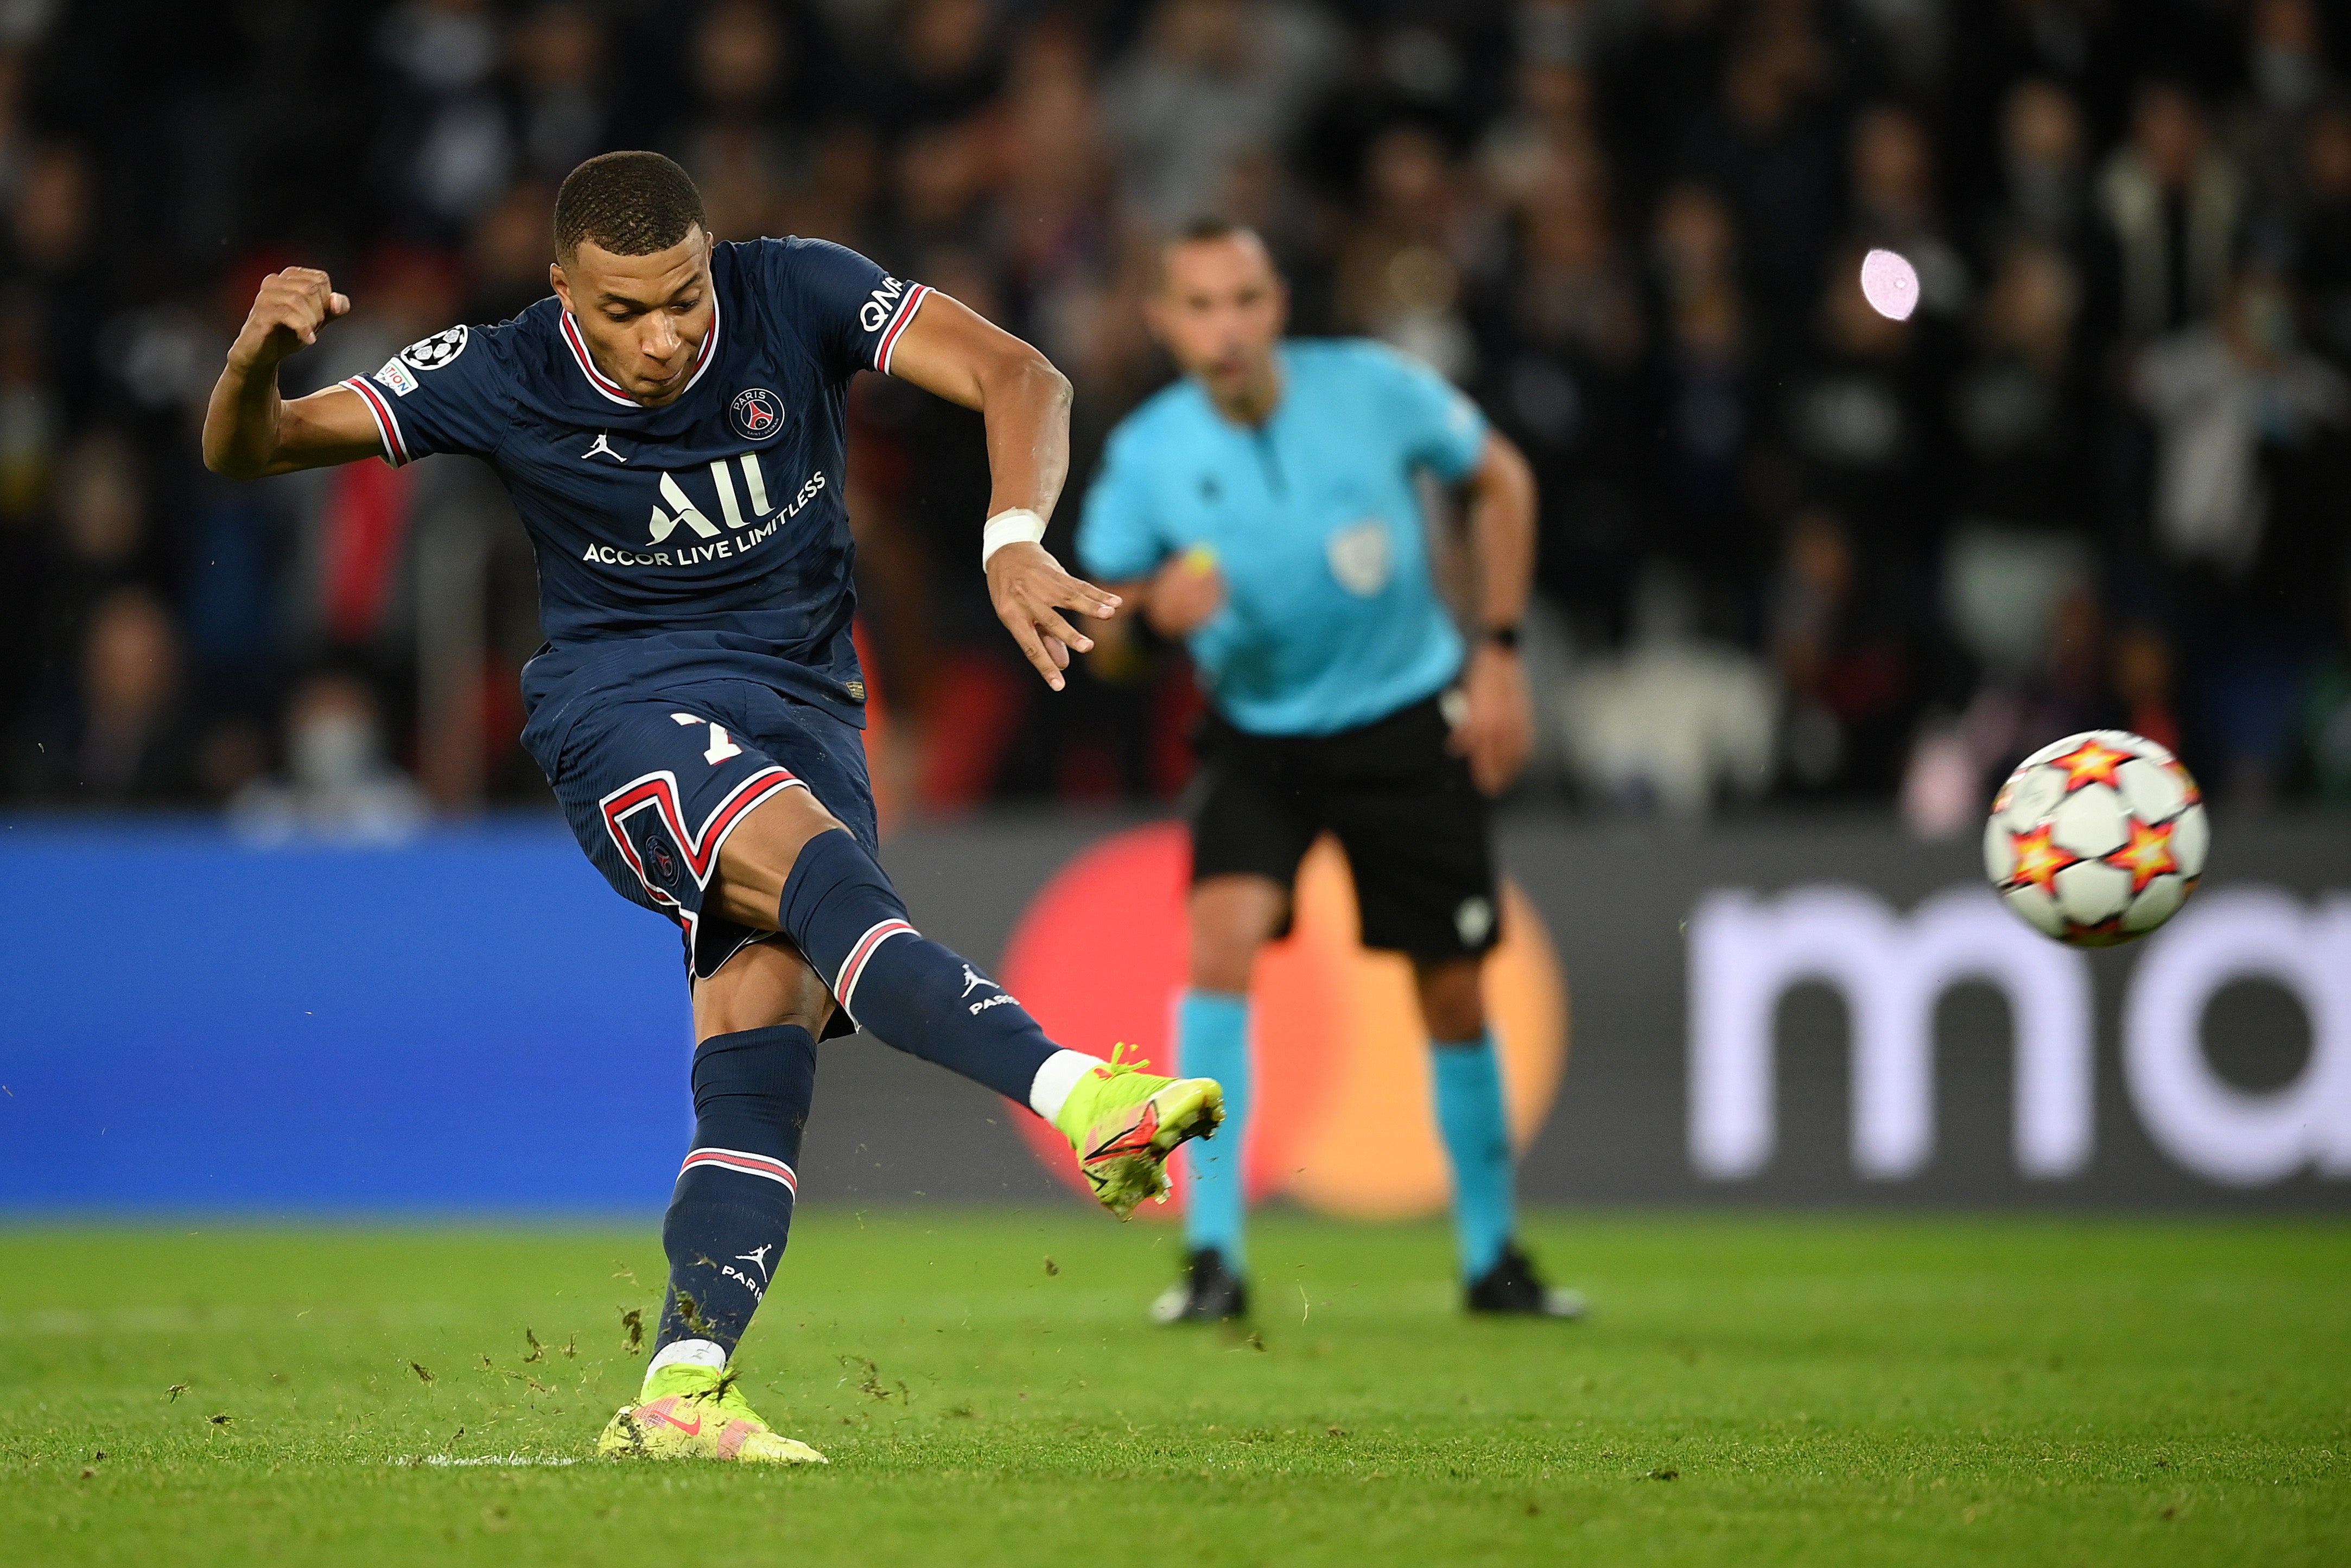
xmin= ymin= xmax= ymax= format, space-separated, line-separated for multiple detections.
xmin=1003 ymin=824 xmax=1569 ymax=1218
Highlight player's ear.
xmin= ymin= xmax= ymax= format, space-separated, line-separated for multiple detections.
xmin=1141 ymin=291 xmax=1171 ymax=348
xmin=549 ymin=261 xmax=571 ymax=311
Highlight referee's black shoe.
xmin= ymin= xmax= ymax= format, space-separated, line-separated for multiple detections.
xmin=1151 ymin=1247 xmax=1249 ymax=1324
xmin=1466 ymin=1242 xmax=1587 ymax=1320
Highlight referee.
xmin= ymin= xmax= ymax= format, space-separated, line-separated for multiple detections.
xmin=1079 ymin=221 xmax=1583 ymax=1323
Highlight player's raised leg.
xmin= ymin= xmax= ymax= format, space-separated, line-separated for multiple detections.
xmin=711 ymin=786 xmax=1223 ymax=1217
xmin=1416 ymin=958 xmax=1584 ymax=1319
xmin=600 ymin=943 xmax=831 ymax=1464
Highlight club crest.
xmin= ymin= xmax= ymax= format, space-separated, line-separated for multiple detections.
xmin=730 ymin=387 xmax=784 ymax=440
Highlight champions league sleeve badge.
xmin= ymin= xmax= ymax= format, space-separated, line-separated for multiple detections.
xmin=730 ymin=387 xmax=785 ymax=440
xmin=399 ymin=325 xmax=469 ymax=371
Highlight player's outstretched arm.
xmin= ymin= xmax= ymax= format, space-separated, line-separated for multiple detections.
xmin=202 ymin=267 xmax=386 ymax=479
xmin=885 ymin=292 xmax=1120 ymax=691
xmin=1448 ymin=430 xmax=1539 ymax=796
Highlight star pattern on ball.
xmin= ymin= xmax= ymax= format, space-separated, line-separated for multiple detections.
xmin=2049 ymin=737 xmax=2131 ymax=792
xmin=2005 ymin=822 xmax=2079 ymax=892
xmin=2104 ymin=816 xmax=2178 ymax=894
xmin=2062 ymin=915 xmax=2132 ymax=948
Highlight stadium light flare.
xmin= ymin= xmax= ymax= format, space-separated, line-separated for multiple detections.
xmin=1860 ymin=247 xmax=1921 ymax=321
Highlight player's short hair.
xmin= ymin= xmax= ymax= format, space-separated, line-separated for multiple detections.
xmin=1158 ymin=218 xmax=1278 ymax=289
xmin=554 ymin=151 xmax=708 ymax=265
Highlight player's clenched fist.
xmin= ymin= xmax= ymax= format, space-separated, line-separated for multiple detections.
xmin=229 ymin=267 xmax=351 ymax=373
xmin=986 ymin=539 xmax=1121 ymax=693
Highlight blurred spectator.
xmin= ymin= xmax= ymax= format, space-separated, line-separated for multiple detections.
xmin=2094 ymin=82 xmax=2243 ymax=347
xmin=0 ymin=286 xmax=54 ymax=518
xmin=2230 ymin=0 xmax=2335 ymax=218
xmin=1770 ymin=505 xmax=1926 ymax=797
xmin=18 ymin=585 xmax=201 ymax=805
xmin=376 ymin=0 xmax=512 ymax=239
xmin=1 ymin=0 xmax=2348 ymax=820
xmin=464 ymin=180 xmax=556 ymax=323
xmin=40 ymin=431 xmax=155 ymax=684
xmin=2135 ymin=265 xmax=2351 ymax=799
xmin=2290 ymin=101 xmax=2351 ymax=368
xmin=509 ymin=2 xmax=611 ymax=184
xmin=1105 ymin=0 xmax=1341 ymax=232
xmin=1984 ymin=78 xmax=2092 ymax=258
xmin=1943 ymin=237 xmax=2092 ymax=679
xmin=2132 ymin=267 xmax=2347 ymax=580
xmin=674 ymin=0 xmax=826 ymax=243
xmin=1777 ymin=245 xmax=1946 ymax=567
xmin=1558 ymin=563 xmax=1778 ymax=818
xmin=1645 ymin=183 xmax=1757 ymax=627
xmin=1478 ymin=143 xmax=1646 ymax=642
xmin=1336 ymin=125 xmax=1480 ymax=379
xmin=10 ymin=141 xmax=97 ymax=415
xmin=230 ymin=671 xmax=428 ymax=844
xmin=1611 ymin=0 xmax=1728 ymax=212
xmin=875 ymin=0 xmax=1004 ymax=142
xmin=1849 ymin=103 xmax=1971 ymax=318
xmin=1683 ymin=2 xmax=1842 ymax=335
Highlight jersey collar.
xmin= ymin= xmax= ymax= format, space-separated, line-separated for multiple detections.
xmin=558 ymin=281 xmax=725 ymax=409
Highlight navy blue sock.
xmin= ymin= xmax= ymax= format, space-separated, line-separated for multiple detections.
xmin=778 ymin=829 xmax=1060 ymax=1106
xmin=655 ymin=1024 xmax=816 ymax=1361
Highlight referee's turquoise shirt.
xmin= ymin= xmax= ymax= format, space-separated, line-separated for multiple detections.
xmin=1077 ymin=339 xmax=1488 ymax=737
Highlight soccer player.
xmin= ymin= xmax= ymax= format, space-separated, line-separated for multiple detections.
xmin=1079 ymin=222 xmax=1583 ymax=1323
xmin=200 ymin=152 xmax=1224 ymax=1464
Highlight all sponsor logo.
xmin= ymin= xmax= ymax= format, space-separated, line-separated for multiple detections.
xmin=399 ymin=325 xmax=469 ymax=372
xmin=577 ymin=462 xmax=830 ymax=570
xmin=729 ymin=388 xmax=783 ymax=440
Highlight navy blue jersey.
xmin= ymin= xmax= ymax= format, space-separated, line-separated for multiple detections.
xmin=335 ymin=238 xmax=931 ymax=750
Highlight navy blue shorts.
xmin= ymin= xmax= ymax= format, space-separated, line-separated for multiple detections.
xmin=535 ymin=676 xmax=883 ymax=989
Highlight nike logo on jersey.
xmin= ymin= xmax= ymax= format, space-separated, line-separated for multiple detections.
xmin=583 ymin=433 xmax=626 ymax=462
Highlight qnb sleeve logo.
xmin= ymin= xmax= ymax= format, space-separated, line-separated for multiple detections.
xmin=1686 ymin=885 xmax=2351 ymax=1187
xmin=1000 ymin=824 xmax=1568 ymax=1218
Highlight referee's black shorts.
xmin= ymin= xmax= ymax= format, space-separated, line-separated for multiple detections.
xmin=1187 ymin=690 xmax=1500 ymax=962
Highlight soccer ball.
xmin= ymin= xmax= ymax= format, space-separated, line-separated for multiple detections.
xmin=1984 ymin=729 xmax=2208 ymax=947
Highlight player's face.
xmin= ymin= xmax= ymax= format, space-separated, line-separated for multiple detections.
xmin=1149 ymin=237 xmax=1287 ymax=404
xmin=551 ymin=228 xmax=717 ymax=406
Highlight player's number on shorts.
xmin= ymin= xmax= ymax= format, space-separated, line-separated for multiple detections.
xmin=671 ymin=712 xmax=744 ymax=765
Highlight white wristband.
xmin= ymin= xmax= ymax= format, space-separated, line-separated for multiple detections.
xmin=981 ymin=507 xmax=1048 ymax=569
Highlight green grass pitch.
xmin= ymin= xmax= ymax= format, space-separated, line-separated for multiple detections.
xmin=3 ymin=1211 xmax=2346 ymax=1565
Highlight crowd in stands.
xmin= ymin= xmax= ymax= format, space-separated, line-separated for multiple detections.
xmin=3 ymin=0 xmax=2350 ymax=831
